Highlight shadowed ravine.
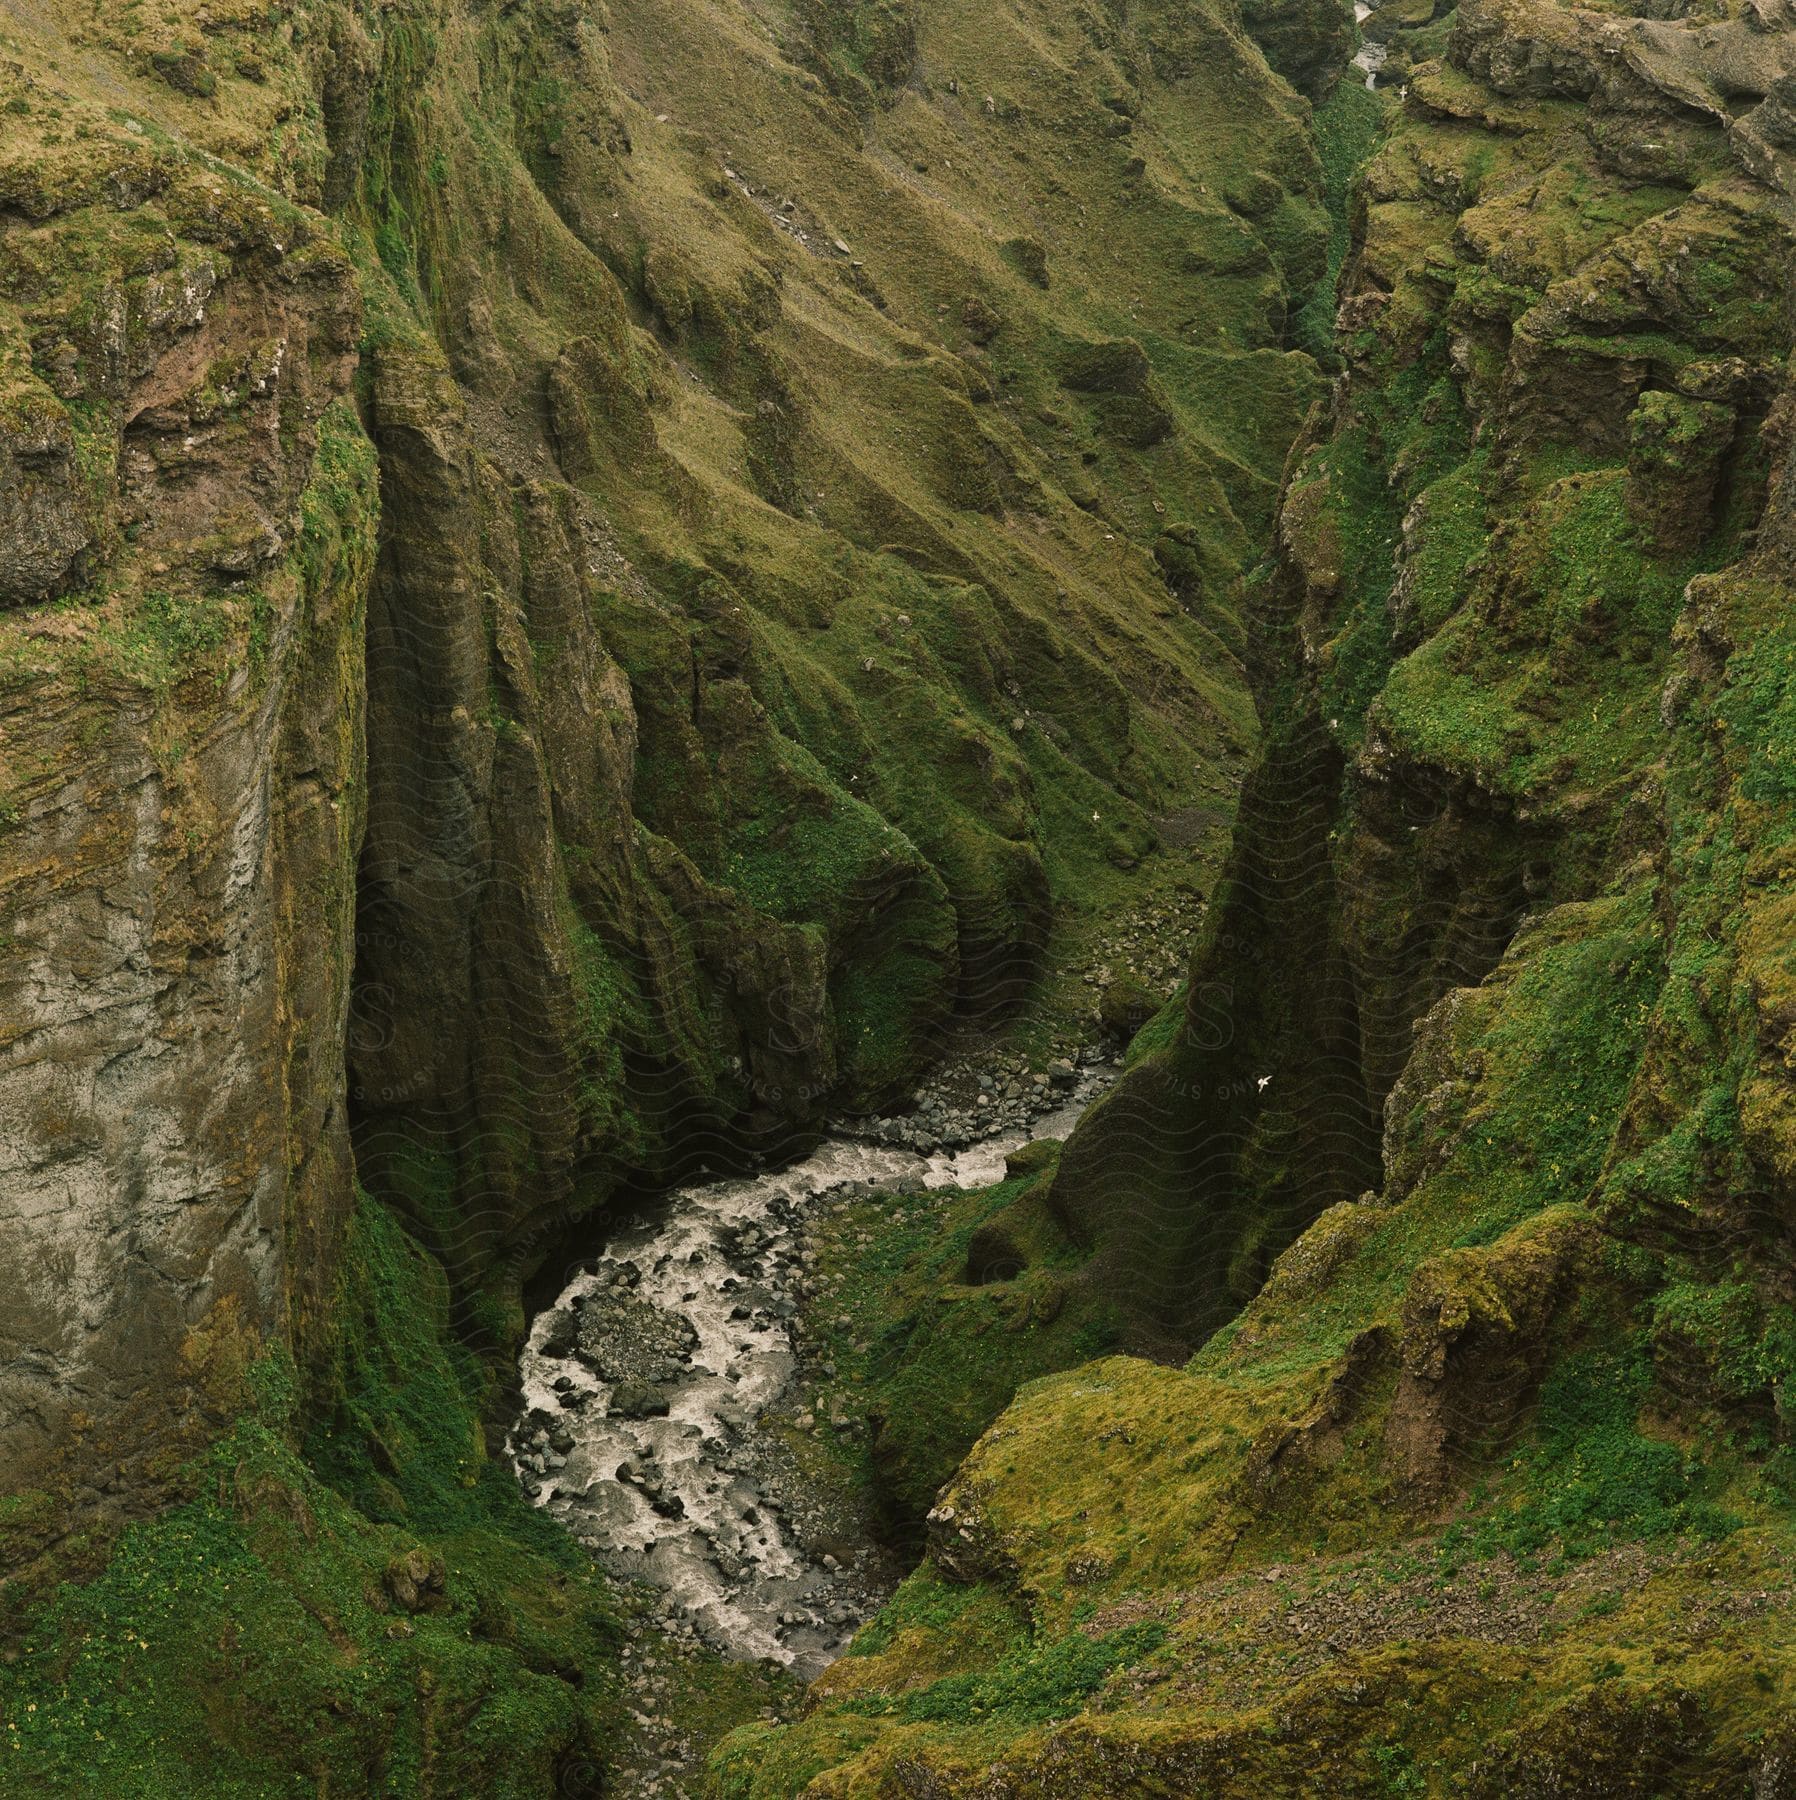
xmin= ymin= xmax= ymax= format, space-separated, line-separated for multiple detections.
xmin=9 ymin=0 xmax=1796 ymax=1781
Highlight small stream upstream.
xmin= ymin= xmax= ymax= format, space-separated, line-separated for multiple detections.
xmin=1352 ymin=1 xmax=1388 ymax=87
xmin=508 ymin=1069 xmax=1114 ymax=1677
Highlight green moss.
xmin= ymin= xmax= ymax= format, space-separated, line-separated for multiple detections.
xmin=718 ymin=739 xmax=917 ymax=927
xmin=1293 ymin=80 xmax=1390 ymax=363
xmin=566 ymin=909 xmax=651 ymax=1156
xmin=1397 ymin=452 xmax=1488 ymax=640
xmin=1650 ymin=1282 xmax=1796 ymax=1409
xmin=795 ymin=1169 xmax=1122 ymax=1525
xmin=32 ymin=0 xmax=1796 ymax=1793
xmin=847 ymin=1566 xmax=1000 ymax=1662
xmin=1124 ymin=983 xmax=1188 ymax=1066
xmin=1442 ymin=1346 xmax=1740 ymax=1562
xmin=1716 ymin=631 xmax=1796 ymax=843
xmin=127 ymin=586 xmax=230 ymax=669
xmin=842 ymin=1619 xmax=1166 ymax=1725
xmin=700 ymin=6 xmax=1796 ymax=1793
xmin=0 ymin=1198 xmax=625 ymax=1796
xmin=866 ymin=1277 xmax=1122 ymax=1525
xmin=293 ymin=400 xmax=380 ymax=604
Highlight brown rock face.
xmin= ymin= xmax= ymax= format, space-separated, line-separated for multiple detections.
xmin=1625 ymin=390 xmax=1738 ymax=555
xmin=0 ymin=149 xmax=371 ymax=1532
xmin=1383 ymin=1212 xmax=1593 ymax=1496
xmin=0 ymin=402 xmax=92 ymax=605
xmin=347 ymin=343 xmax=659 ymax=1295
xmin=383 ymin=1546 xmax=448 ymax=1613
xmin=344 ymin=343 xmax=870 ymax=1313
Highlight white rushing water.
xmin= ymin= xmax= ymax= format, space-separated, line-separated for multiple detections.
xmin=1352 ymin=2 xmax=1388 ymax=88
xmin=510 ymin=1073 xmax=1112 ymax=1675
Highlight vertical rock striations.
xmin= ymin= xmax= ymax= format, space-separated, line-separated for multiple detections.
xmin=0 ymin=120 xmax=372 ymax=1550
xmin=0 ymin=0 xmax=1327 ymax=1503
xmin=324 ymin=0 xmax=1335 ymax=1341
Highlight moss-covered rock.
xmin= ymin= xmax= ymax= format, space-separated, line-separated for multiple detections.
xmin=726 ymin=0 xmax=1796 ymax=1788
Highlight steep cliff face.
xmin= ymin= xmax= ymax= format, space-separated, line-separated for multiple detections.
xmin=0 ymin=95 xmax=373 ymax=1561
xmin=1051 ymin=0 xmax=1796 ymax=1354
xmin=724 ymin=0 xmax=1796 ymax=1789
xmin=327 ymin=0 xmax=1335 ymax=1337
xmin=16 ymin=0 xmax=1794 ymax=1781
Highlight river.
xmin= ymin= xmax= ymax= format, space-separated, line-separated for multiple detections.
xmin=508 ymin=1068 xmax=1114 ymax=1676
xmin=1353 ymin=1 xmax=1388 ymax=88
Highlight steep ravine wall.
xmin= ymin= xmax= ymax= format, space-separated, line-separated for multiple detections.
xmin=325 ymin=0 xmax=1343 ymax=1358
xmin=18 ymin=0 xmax=1796 ymax=1781
xmin=1049 ymin=0 xmax=1796 ymax=1355
xmin=0 ymin=158 xmax=373 ymax=1558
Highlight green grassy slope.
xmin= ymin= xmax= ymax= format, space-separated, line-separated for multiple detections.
xmin=723 ymin=0 xmax=1796 ymax=1789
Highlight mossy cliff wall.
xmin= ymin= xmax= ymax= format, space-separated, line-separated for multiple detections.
xmin=0 ymin=127 xmax=373 ymax=1558
xmin=727 ymin=0 xmax=1796 ymax=1790
xmin=15 ymin=0 xmax=1796 ymax=1782
xmin=334 ymin=0 xmax=1339 ymax=1334
xmin=1051 ymin=0 xmax=1796 ymax=1355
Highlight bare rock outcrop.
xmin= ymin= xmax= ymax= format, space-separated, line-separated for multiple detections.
xmin=0 ymin=147 xmax=370 ymax=1532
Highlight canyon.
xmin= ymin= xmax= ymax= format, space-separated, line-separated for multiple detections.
xmin=2 ymin=0 xmax=1796 ymax=1787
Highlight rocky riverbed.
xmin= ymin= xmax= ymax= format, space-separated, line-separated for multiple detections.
xmin=509 ymin=1051 xmax=1117 ymax=1676
xmin=1352 ymin=2 xmax=1387 ymax=87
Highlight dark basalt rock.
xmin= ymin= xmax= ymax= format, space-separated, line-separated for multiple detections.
xmin=609 ymin=1381 xmax=672 ymax=1420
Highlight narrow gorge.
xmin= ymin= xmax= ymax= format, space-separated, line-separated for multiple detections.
xmin=2 ymin=0 xmax=1796 ymax=1786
